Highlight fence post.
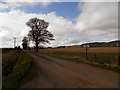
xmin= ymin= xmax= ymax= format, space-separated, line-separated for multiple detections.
xmin=86 ymin=47 xmax=88 ymax=60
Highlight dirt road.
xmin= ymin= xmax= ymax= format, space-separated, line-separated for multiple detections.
xmin=21 ymin=51 xmax=118 ymax=88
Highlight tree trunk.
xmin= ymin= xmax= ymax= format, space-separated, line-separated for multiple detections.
xmin=36 ymin=42 xmax=39 ymax=52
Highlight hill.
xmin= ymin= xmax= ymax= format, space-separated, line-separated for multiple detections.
xmin=55 ymin=40 xmax=120 ymax=48
xmin=81 ymin=40 xmax=120 ymax=47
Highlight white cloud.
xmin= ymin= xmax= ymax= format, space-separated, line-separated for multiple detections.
xmin=0 ymin=2 xmax=38 ymax=9
xmin=1 ymin=0 xmax=119 ymax=2
xmin=0 ymin=10 xmax=74 ymax=48
xmin=0 ymin=2 xmax=118 ymax=48
xmin=75 ymin=2 xmax=118 ymax=42
xmin=1 ymin=0 xmax=59 ymax=2
xmin=0 ymin=2 xmax=55 ymax=9
xmin=0 ymin=0 xmax=61 ymax=9
xmin=81 ymin=0 xmax=119 ymax=2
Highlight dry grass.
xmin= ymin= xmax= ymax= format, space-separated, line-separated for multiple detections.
xmin=39 ymin=47 xmax=119 ymax=71
xmin=3 ymin=51 xmax=33 ymax=88
xmin=2 ymin=50 xmax=19 ymax=78
xmin=41 ymin=47 xmax=118 ymax=53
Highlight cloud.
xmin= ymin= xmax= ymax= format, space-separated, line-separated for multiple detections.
xmin=0 ymin=10 xmax=74 ymax=48
xmin=2 ymin=0 xmax=118 ymax=2
xmin=0 ymin=1 xmax=55 ymax=9
xmin=1 ymin=0 xmax=59 ymax=2
xmin=0 ymin=0 xmax=61 ymax=9
xmin=75 ymin=2 xmax=118 ymax=42
xmin=81 ymin=0 xmax=119 ymax=2
xmin=0 ymin=2 xmax=37 ymax=9
xmin=0 ymin=2 xmax=118 ymax=48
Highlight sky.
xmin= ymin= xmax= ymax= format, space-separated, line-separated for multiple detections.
xmin=0 ymin=0 xmax=118 ymax=48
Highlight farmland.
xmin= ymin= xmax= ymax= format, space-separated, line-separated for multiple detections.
xmin=40 ymin=47 xmax=119 ymax=71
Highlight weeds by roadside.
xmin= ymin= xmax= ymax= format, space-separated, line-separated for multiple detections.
xmin=2 ymin=50 xmax=19 ymax=78
xmin=2 ymin=51 xmax=33 ymax=89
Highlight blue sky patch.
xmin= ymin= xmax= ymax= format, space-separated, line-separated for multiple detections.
xmin=0 ymin=2 xmax=81 ymax=20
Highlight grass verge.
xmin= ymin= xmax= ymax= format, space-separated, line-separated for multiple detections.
xmin=39 ymin=48 xmax=119 ymax=72
xmin=42 ymin=53 xmax=119 ymax=71
xmin=2 ymin=51 xmax=33 ymax=89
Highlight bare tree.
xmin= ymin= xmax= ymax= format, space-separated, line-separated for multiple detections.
xmin=26 ymin=18 xmax=54 ymax=52
xmin=22 ymin=37 xmax=29 ymax=50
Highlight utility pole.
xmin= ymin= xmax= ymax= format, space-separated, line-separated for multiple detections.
xmin=13 ymin=37 xmax=16 ymax=48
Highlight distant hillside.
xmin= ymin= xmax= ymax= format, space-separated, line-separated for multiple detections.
xmin=55 ymin=40 xmax=120 ymax=48
xmin=81 ymin=40 xmax=120 ymax=47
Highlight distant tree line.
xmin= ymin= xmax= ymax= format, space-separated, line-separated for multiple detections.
xmin=81 ymin=40 xmax=120 ymax=47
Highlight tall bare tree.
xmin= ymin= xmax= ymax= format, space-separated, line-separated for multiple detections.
xmin=26 ymin=18 xmax=54 ymax=52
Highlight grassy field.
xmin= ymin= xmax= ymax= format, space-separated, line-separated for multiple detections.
xmin=2 ymin=51 xmax=33 ymax=89
xmin=39 ymin=47 xmax=119 ymax=71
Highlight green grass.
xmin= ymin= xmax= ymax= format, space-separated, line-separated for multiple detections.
xmin=2 ymin=51 xmax=33 ymax=89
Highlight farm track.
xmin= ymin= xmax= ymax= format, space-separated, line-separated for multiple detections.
xmin=21 ymin=51 xmax=118 ymax=88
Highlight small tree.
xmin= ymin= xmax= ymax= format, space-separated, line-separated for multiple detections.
xmin=22 ymin=37 xmax=29 ymax=50
xmin=26 ymin=18 xmax=54 ymax=52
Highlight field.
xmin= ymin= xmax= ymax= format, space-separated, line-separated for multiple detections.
xmin=40 ymin=47 xmax=119 ymax=71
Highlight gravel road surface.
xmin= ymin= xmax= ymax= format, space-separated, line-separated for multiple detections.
xmin=21 ymin=51 xmax=118 ymax=88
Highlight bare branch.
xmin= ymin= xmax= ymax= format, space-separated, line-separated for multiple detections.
xmin=26 ymin=18 xmax=55 ymax=52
